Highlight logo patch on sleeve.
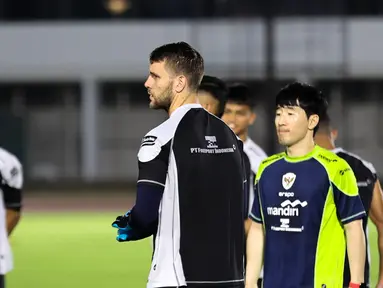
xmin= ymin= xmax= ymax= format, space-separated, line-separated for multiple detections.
xmin=141 ymin=135 xmax=157 ymax=147
xmin=10 ymin=167 xmax=19 ymax=178
xmin=138 ymin=135 xmax=162 ymax=162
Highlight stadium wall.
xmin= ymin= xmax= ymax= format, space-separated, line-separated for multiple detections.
xmin=1 ymin=18 xmax=383 ymax=80
xmin=1 ymin=18 xmax=383 ymax=187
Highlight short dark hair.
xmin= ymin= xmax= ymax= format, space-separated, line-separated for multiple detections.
xmin=276 ymin=82 xmax=328 ymax=135
xmin=226 ymin=83 xmax=256 ymax=109
xmin=149 ymin=42 xmax=204 ymax=92
xmin=199 ymin=75 xmax=228 ymax=117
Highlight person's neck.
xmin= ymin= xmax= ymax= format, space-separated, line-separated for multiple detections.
xmin=168 ymin=92 xmax=198 ymax=116
xmin=314 ymin=134 xmax=336 ymax=151
xmin=286 ymin=137 xmax=316 ymax=158
xmin=238 ymin=132 xmax=248 ymax=143
xmin=320 ymin=141 xmax=335 ymax=151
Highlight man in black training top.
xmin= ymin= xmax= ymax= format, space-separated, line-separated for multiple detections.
xmin=112 ymin=42 xmax=246 ymax=288
xmin=315 ymin=112 xmax=383 ymax=288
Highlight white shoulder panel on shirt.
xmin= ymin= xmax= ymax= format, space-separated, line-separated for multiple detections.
xmin=0 ymin=147 xmax=23 ymax=189
xmin=244 ymin=138 xmax=267 ymax=158
xmin=138 ymin=135 xmax=163 ymax=163
xmin=138 ymin=104 xmax=202 ymax=163
xmin=243 ymin=137 xmax=267 ymax=174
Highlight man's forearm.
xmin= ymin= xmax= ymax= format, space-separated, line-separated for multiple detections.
xmin=244 ymin=218 xmax=251 ymax=236
xmin=245 ymin=222 xmax=264 ymax=287
xmin=129 ymin=182 xmax=163 ymax=232
xmin=345 ymin=220 xmax=366 ymax=284
xmin=6 ymin=209 xmax=20 ymax=236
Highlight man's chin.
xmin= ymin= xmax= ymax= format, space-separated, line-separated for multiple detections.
xmin=149 ymin=102 xmax=159 ymax=109
xmin=149 ymin=102 xmax=166 ymax=111
xmin=278 ymin=138 xmax=292 ymax=146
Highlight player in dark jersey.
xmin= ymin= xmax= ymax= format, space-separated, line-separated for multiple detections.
xmin=111 ymin=42 xmax=246 ymax=288
xmin=246 ymin=82 xmax=366 ymax=288
xmin=315 ymin=112 xmax=383 ymax=288
xmin=198 ymin=75 xmax=228 ymax=118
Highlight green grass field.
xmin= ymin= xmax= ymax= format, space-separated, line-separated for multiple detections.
xmin=7 ymin=212 xmax=152 ymax=288
xmin=6 ymin=212 xmax=380 ymax=287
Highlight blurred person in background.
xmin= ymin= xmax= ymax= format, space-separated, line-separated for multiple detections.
xmin=198 ymin=74 xmax=252 ymax=233
xmin=198 ymin=75 xmax=228 ymax=118
xmin=221 ymin=84 xmax=267 ymax=231
xmin=0 ymin=147 xmax=23 ymax=288
xmin=112 ymin=42 xmax=246 ymax=288
xmin=221 ymin=83 xmax=266 ymax=287
xmin=315 ymin=112 xmax=383 ymax=288
xmin=2 ymin=148 xmax=23 ymax=237
xmin=222 ymin=83 xmax=267 ymax=176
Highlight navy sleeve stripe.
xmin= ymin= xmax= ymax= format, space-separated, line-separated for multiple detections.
xmin=341 ymin=211 xmax=366 ymax=224
xmin=137 ymin=179 xmax=165 ymax=187
xmin=249 ymin=212 xmax=262 ymax=223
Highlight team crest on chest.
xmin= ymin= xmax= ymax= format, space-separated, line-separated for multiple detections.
xmin=282 ymin=172 xmax=296 ymax=190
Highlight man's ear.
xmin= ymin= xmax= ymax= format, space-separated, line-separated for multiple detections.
xmin=248 ymin=112 xmax=256 ymax=125
xmin=308 ymin=114 xmax=319 ymax=131
xmin=174 ymin=75 xmax=187 ymax=93
xmin=331 ymin=129 xmax=339 ymax=141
